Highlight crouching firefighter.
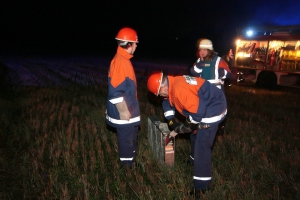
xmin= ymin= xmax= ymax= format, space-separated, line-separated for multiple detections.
xmin=147 ymin=72 xmax=227 ymax=195
xmin=106 ymin=27 xmax=140 ymax=168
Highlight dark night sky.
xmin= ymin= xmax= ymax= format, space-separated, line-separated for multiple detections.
xmin=1 ymin=1 xmax=300 ymax=60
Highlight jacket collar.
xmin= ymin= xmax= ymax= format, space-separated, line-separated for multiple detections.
xmin=117 ymin=46 xmax=133 ymax=60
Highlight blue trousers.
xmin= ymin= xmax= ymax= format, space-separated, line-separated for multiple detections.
xmin=116 ymin=125 xmax=138 ymax=167
xmin=189 ymin=124 xmax=219 ymax=190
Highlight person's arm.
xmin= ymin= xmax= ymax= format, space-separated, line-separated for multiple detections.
xmin=162 ymin=99 xmax=182 ymax=130
xmin=218 ymin=59 xmax=231 ymax=79
xmin=108 ymin=60 xmax=131 ymax=120
xmin=190 ymin=59 xmax=202 ymax=77
xmin=115 ymin=99 xmax=131 ymax=120
xmin=162 ymin=99 xmax=175 ymax=120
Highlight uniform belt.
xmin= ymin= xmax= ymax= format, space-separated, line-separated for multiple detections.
xmin=208 ymin=79 xmax=224 ymax=85
xmin=201 ymin=109 xmax=227 ymax=123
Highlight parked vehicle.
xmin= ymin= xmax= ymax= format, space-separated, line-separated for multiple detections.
xmin=234 ymin=25 xmax=300 ymax=88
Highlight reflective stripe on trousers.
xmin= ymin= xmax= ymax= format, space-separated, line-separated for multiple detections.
xmin=116 ymin=125 xmax=138 ymax=167
xmin=106 ymin=114 xmax=140 ymax=125
xmin=191 ymin=124 xmax=219 ymax=190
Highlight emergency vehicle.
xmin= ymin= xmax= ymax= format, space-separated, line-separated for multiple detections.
xmin=233 ymin=25 xmax=300 ymax=88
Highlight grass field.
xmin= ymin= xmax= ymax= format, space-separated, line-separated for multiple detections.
xmin=0 ymin=55 xmax=299 ymax=199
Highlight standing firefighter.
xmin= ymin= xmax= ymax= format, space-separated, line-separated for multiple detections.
xmin=106 ymin=27 xmax=140 ymax=168
xmin=191 ymin=39 xmax=231 ymax=137
xmin=191 ymin=38 xmax=231 ymax=91
xmin=147 ymin=72 xmax=227 ymax=197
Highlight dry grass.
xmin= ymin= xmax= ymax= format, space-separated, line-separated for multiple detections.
xmin=0 ymin=56 xmax=299 ymax=199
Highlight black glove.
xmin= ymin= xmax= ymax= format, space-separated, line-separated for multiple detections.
xmin=174 ymin=117 xmax=195 ymax=134
xmin=167 ymin=118 xmax=181 ymax=130
xmin=186 ymin=117 xmax=199 ymax=130
xmin=174 ymin=123 xmax=192 ymax=134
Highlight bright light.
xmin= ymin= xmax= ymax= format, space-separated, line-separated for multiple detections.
xmin=237 ymin=52 xmax=244 ymax=57
xmin=236 ymin=39 xmax=241 ymax=45
xmin=246 ymin=30 xmax=254 ymax=37
xmin=237 ymin=52 xmax=251 ymax=58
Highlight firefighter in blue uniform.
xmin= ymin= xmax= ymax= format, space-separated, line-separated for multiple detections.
xmin=106 ymin=27 xmax=140 ymax=168
xmin=147 ymin=72 xmax=227 ymax=197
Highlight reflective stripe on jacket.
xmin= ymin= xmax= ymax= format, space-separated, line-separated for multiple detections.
xmin=163 ymin=75 xmax=227 ymax=124
xmin=191 ymin=55 xmax=231 ymax=90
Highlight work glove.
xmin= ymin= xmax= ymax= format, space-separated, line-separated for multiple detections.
xmin=115 ymin=100 xmax=131 ymax=121
xmin=174 ymin=117 xmax=197 ymax=134
xmin=174 ymin=123 xmax=192 ymax=134
xmin=167 ymin=118 xmax=181 ymax=130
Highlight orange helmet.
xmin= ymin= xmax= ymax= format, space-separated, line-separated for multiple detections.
xmin=115 ymin=27 xmax=139 ymax=43
xmin=147 ymin=72 xmax=163 ymax=96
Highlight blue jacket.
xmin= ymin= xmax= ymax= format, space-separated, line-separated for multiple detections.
xmin=162 ymin=75 xmax=227 ymax=126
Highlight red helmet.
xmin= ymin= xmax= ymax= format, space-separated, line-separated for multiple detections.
xmin=147 ymin=72 xmax=163 ymax=96
xmin=115 ymin=27 xmax=139 ymax=43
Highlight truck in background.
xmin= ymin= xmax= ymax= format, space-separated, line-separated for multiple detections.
xmin=233 ymin=25 xmax=300 ymax=88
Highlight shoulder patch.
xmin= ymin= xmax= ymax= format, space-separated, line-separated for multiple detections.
xmin=183 ymin=75 xmax=197 ymax=85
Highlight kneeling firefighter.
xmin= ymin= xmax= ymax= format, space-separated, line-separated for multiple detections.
xmin=147 ymin=72 xmax=227 ymax=195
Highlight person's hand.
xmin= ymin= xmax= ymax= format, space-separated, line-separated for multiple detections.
xmin=116 ymin=101 xmax=131 ymax=121
xmin=119 ymin=110 xmax=131 ymax=121
xmin=174 ymin=124 xmax=192 ymax=134
xmin=168 ymin=118 xmax=181 ymax=130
